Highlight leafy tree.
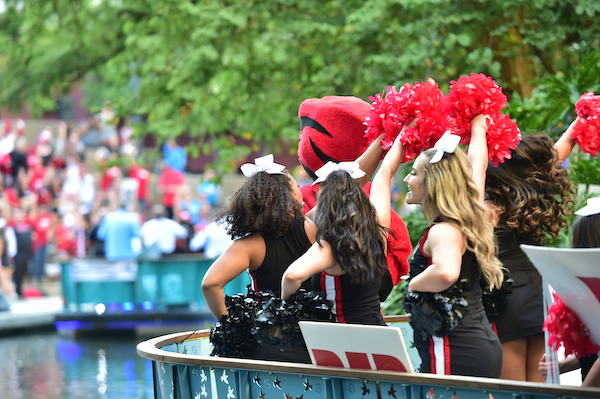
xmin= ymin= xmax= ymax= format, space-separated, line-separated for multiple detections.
xmin=1 ymin=0 xmax=599 ymax=171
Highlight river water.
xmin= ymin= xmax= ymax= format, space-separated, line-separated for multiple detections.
xmin=0 ymin=330 xmax=155 ymax=399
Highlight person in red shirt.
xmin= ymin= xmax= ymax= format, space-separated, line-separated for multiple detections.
xmin=128 ymin=161 xmax=151 ymax=214
xmin=158 ymin=165 xmax=185 ymax=219
xmin=53 ymin=211 xmax=74 ymax=261
xmin=31 ymin=203 xmax=53 ymax=283
xmin=100 ymin=165 xmax=122 ymax=192
xmin=28 ymin=155 xmax=47 ymax=194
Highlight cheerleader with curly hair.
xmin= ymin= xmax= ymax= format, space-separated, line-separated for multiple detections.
xmin=403 ymin=115 xmax=504 ymax=377
xmin=484 ymin=120 xmax=578 ymax=382
xmin=201 ymin=155 xmax=317 ymax=362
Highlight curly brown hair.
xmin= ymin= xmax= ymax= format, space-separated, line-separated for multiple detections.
xmin=314 ymin=170 xmax=388 ymax=285
xmin=216 ymin=172 xmax=304 ymax=239
xmin=485 ymin=134 xmax=576 ymax=243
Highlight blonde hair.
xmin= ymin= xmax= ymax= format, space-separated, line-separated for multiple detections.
xmin=421 ymin=148 xmax=503 ymax=290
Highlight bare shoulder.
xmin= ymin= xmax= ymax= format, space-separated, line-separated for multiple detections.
xmin=225 ymin=233 xmax=266 ymax=270
xmin=304 ymin=216 xmax=317 ymax=244
xmin=428 ymin=222 xmax=462 ymax=239
xmin=425 ymin=222 xmax=465 ymax=254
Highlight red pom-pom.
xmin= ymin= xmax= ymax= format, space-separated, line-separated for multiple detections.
xmin=544 ymin=293 xmax=600 ymax=359
xmin=573 ymin=92 xmax=600 ymax=157
xmin=444 ymin=73 xmax=507 ymax=142
xmin=445 ymin=74 xmax=519 ymax=165
xmin=365 ymin=79 xmax=448 ymax=162
xmin=485 ymin=112 xmax=521 ymax=166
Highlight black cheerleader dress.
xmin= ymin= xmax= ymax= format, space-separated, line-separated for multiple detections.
xmin=312 ymin=270 xmax=386 ymax=326
xmin=492 ymin=226 xmax=544 ymax=343
xmin=409 ymin=226 xmax=502 ymax=377
xmin=246 ymin=218 xmax=313 ymax=363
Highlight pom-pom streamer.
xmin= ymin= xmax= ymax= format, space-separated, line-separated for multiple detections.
xmin=365 ymin=80 xmax=448 ymax=162
xmin=573 ymin=92 xmax=600 ymax=157
xmin=210 ymin=287 xmax=335 ymax=357
xmin=444 ymin=73 xmax=519 ymax=165
xmin=544 ymin=293 xmax=600 ymax=359
xmin=402 ymin=279 xmax=469 ymax=339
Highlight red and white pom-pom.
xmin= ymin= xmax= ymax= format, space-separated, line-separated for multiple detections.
xmin=544 ymin=293 xmax=600 ymax=359
xmin=444 ymin=73 xmax=507 ymax=143
xmin=365 ymin=79 xmax=448 ymax=162
xmin=485 ymin=112 xmax=521 ymax=166
xmin=572 ymin=92 xmax=600 ymax=157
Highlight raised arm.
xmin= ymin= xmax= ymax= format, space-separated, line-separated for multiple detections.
xmin=408 ymin=223 xmax=463 ymax=292
xmin=201 ymin=235 xmax=261 ymax=319
xmin=281 ymin=240 xmax=336 ymax=299
xmin=555 ymin=118 xmax=578 ymax=164
xmin=370 ymin=133 xmax=405 ymax=238
xmin=467 ymin=114 xmax=491 ymax=204
xmin=355 ymin=135 xmax=384 ymax=188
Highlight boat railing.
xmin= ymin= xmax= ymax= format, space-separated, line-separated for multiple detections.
xmin=137 ymin=317 xmax=600 ymax=399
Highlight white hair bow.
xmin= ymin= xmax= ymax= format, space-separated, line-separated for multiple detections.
xmin=430 ymin=131 xmax=461 ymax=163
xmin=240 ymin=154 xmax=286 ymax=177
xmin=575 ymin=196 xmax=600 ymax=217
xmin=312 ymin=161 xmax=366 ymax=185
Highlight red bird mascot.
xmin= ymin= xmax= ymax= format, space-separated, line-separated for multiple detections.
xmin=297 ymin=96 xmax=412 ymax=288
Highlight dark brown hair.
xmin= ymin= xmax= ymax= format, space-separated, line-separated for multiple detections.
xmin=485 ymin=134 xmax=576 ymax=242
xmin=314 ymin=170 xmax=388 ymax=284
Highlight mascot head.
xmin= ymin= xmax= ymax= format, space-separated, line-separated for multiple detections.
xmin=298 ymin=96 xmax=372 ymax=180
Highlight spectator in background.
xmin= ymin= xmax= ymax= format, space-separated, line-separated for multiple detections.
xmin=141 ymin=204 xmax=188 ymax=257
xmin=88 ymin=207 xmax=108 ymax=257
xmin=163 ymin=139 xmax=186 ymax=173
xmin=158 ymin=165 xmax=185 ymax=219
xmin=198 ymin=168 xmax=220 ymax=206
xmin=10 ymin=136 xmax=28 ymax=186
xmin=0 ymin=214 xmax=15 ymax=300
xmin=128 ymin=159 xmax=151 ymax=214
xmin=190 ymin=220 xmax=233 ymax=259
xmin=53 ymin=211 xmax=74 ymax=261
xmin=79 ymin=170 xmax=95 ymax=215
xmin=31 ymin=202 xmax=53 ymax=283
xmin=36 ymin=128 xmax=54 ymax=167
xmin=97 ymin=199 xmax=141 ymax=261
xmin=175 ymin=184 xmax=210 ymax=227
xmin=28 ymin=155 xmax=47 ymax=195
xmin=11 ymin=207 xmax=33 ymax=298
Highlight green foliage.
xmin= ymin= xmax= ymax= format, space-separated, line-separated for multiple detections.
xmin=401 ymin=208 xmax=429 ymax=248
xmin=1 ymin=0 xmax=600 ymax=171
xmin=506 ymin=51 xmax=600 ymax=136
xmin=569 ymin=152 xmax=600 ymax=190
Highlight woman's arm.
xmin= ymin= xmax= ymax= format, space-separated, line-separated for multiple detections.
xmin=281 ymin=240 xmax=336 ymax=299
xmin=370 ymin=134 xmax=405 ymax=237
xmin=467 ymin=114 xmax=491 ymax=204
xmin=355 ymin=135 xmax=384 ymax=188
xmin=555 ymin=118 xmax=578 ymax=164
xmin=201 ymin=234 xmax=263 ymax=319
xmin=408 ymin=223 xmax=464 ymax=292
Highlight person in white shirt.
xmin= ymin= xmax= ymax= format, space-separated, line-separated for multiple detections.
xmin=141 ymin=205 xmax=188 ymax=255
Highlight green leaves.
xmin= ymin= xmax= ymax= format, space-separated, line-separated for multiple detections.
xmin=1 ymin=0 xmax=600 ymax=170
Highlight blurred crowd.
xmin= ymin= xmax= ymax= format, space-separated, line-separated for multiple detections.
xmin=0 ymin=114 xmax=228 ymax=301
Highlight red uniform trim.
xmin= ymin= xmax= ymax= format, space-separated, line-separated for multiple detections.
xmin=334 ymin=275 xmax=345 ymax=323
xmin=444 ymin=336 xmax=451 ymax=375
xmin=429 ymin=338 xmax=436 ymax=373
